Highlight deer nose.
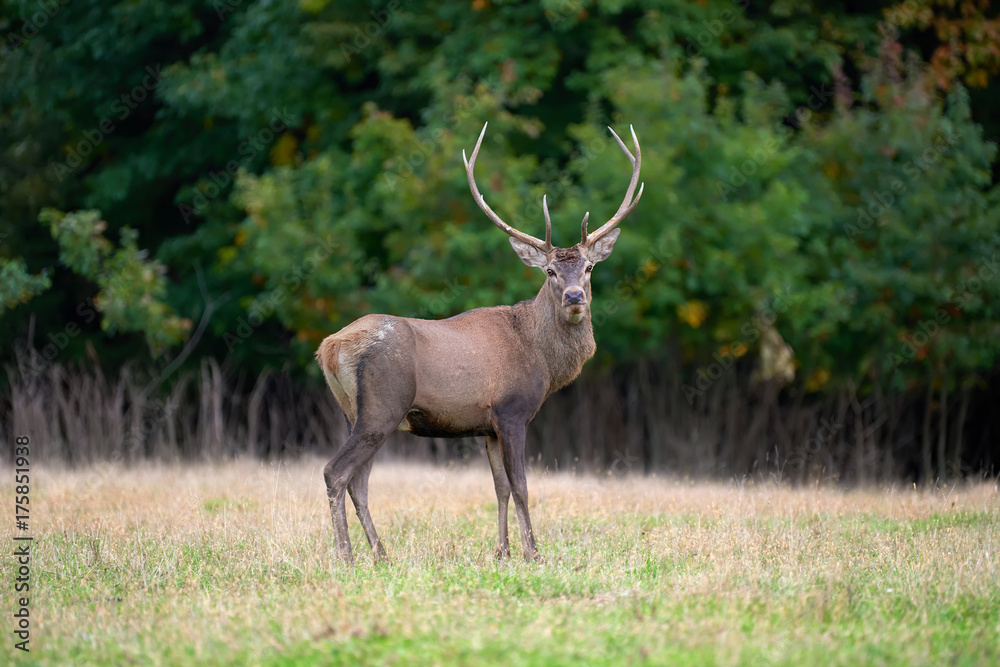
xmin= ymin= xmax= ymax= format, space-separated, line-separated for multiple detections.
xmin=563 ymin=288 xmax=586 ymax=305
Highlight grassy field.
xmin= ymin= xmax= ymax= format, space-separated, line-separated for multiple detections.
xmin=3 ymin=457 xmax=999 ymax=666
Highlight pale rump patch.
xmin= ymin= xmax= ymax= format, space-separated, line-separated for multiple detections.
xmin=324 ymin=359 xmax=358 ymax=426
xmin=316 ymin=332 xmax=366 ymax=427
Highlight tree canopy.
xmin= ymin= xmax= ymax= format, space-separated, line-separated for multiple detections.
xmin=2 ymin=0 xmax=999 ymax=403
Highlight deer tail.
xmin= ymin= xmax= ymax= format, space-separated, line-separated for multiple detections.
xmin=316 ymin=337 xmax=341 ymax=378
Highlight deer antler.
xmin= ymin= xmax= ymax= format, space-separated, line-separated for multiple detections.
xmin=464 ymin=123 xmax=552 ymax=252
xmin=581 ymin=125 xmax=644 ymax=246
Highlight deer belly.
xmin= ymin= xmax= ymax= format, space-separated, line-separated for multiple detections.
xmin=398 ymin=409 xmax=494 ymax=439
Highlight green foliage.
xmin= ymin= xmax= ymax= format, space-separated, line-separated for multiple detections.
xmin=39 ymin=208 xmax=191 ymax=354
xmin=790 ymin=47 xmax=1000 ymax=389
xmin=0 ymin=257 xmax=50 ymax=312
xmin=1 ymin=0 xmax=999 ymax=396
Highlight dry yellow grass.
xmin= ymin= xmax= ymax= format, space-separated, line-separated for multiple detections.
xmin=3 ymin=457 xmax=999 ymax=665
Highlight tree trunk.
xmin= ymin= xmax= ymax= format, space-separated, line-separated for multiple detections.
xmin=937 ymin=381 xmax=948 ymax=482
xmin=951 ymin=383 xmax=971 ymax=479
xmin=921 ymin=379 xmax=934 ymax=484
xmin=851 ymin=380 xmax=866 ymax=485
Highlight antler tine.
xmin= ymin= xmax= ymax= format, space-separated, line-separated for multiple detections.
xmin=463 ymin=122 xmax=549 ymax=251
xmin=542 ymin=195 xmax=553 ymax=249
xmin=579 ymin=211 xmax=590 ymax=245
xmin=584 ymin=124 xmax=644 ymax=246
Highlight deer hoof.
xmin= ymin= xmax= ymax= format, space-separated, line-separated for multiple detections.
xmin=334 ymin=547 xmax=354 ymax=567
xmin=494 ymin=545 xmax=511 ymax=561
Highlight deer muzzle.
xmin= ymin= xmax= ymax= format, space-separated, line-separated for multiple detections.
xmin=563 ymin=288 xmax=586 ymax=307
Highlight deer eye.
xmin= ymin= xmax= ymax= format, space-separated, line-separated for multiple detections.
xmin=546 ymin=268 xmax=556 ymax=277
xmin=585 ymin=265 xmax=593 ymax=273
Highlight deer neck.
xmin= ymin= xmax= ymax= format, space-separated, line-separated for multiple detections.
xmin=517 ymin=283 xmax=597 ymax=395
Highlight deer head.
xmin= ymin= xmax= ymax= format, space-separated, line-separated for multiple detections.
xmin=463 ymin=123 xmax=643 ymax=324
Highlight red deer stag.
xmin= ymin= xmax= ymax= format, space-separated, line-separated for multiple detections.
xmin=317 ymin=123 xmax=643 ymax=564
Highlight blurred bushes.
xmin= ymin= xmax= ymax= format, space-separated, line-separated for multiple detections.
xmin=1 ymin=1 xmax=999 ymax=476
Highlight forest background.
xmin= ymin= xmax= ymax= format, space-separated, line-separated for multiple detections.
xmin=2 ymin=0 xmax=1000 ymax=483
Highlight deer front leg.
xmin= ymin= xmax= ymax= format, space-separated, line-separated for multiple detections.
xmin=496 ymin=423 xmax=542 ymax=562
xmin=485 ymin=435 xmax=511 ymax=560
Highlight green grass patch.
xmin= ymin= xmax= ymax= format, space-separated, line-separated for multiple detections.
xmin=3 ymin=462 xmax=997 ymax=666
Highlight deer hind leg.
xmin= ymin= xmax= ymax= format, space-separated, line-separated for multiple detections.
xmin=323 ymin=387 xmax=410 ymax=565
xmin=496 ymin=423 xmax=542 ymax=563
xmin=323 ymin=329 xmax=416 ymax=565
xmin=485 ymin=435 xmax=511 ymax=560
xmin=348 ymin=456 xmax=387 ymax=563
xmin=324 ymin=420 xmax=396 ymax=565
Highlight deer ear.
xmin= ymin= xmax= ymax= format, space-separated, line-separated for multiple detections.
xmin=587 ymin=228 xmax=621 ymax=263
xmin=509 ymin=237 xmax=548 ymax=268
